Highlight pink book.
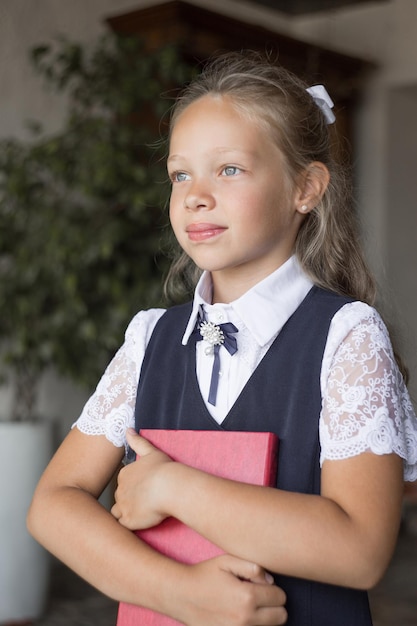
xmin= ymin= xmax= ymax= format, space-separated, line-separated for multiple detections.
xmin=117 ymin=429 xmax=278 ymax=626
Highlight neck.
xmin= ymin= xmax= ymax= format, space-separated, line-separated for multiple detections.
xmin=211 ymin=263 xmax=285 ymax=304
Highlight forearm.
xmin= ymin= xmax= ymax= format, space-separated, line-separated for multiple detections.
xmin=165 ymin=466 xmax=354 ymax=584
xmin=162 ymin=456 xmax=402 ymax=589
xmin=27 ymin=484 xmax=184 ymax=614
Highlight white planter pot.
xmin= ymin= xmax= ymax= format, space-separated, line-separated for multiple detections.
xmin=0 ymin=421 xmax=53 ymax=623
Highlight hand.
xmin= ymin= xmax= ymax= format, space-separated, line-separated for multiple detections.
xmin=175 ymin=555 xmax=287 ymax=626
xmin=111 ymin=429 xmax=173 ymax=529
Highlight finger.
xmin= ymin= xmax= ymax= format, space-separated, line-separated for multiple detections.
xmin=126 ymin=429 xmax=156 ymax=457
xmin=219 ymin=555 xmax=271 ymax=584
xmin=110 ymin=502 xmax=120 ymax=520
xmin=250 ymin=583 xmax=287 ymax=624
xmin=254 ymin=580 xmax=287 ymax=606
xmin=254 ymin=571 xmax=275 ymax=586
xmin=255 ymin=604 xmax=288 ymax=625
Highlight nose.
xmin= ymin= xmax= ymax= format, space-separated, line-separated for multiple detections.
xmin=183 ymin=178 xmax=215 ymax=211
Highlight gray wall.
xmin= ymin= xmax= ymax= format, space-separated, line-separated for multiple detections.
xmin=386 ymin=86 xmax=417 ymax=403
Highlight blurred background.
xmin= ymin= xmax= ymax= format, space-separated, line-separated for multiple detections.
xmin=0 ymin=0 xmax=416 ymax=624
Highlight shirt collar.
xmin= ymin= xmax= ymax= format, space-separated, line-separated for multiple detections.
xmin=182 ymin=272 xmax=213 ymax=345
xmin=181 ymin=256 xmax=313 ymax=347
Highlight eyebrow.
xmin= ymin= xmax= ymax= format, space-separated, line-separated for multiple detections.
xmin=167 ymin=154 xmax=182 ymax=164
xmin=167 ymin=148 xmax=255 ymax=163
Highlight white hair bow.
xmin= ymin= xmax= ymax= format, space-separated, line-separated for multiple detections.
xmin=306 ymin=85 xmax=336 ymax=124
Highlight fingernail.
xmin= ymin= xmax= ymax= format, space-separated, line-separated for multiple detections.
xmin=265 ymin=572 xmax=274 ymax=584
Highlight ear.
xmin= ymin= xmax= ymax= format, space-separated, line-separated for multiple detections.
xmin=294 ymin=161 xmax=330 ymax=215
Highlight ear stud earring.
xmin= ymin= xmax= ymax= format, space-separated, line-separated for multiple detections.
xmin=300 ymin=204 xmax=308 ymax=213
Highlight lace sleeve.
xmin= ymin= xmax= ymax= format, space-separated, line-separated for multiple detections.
xmin=73 ymin=308 xmax=165 ymax=448
xmin=320 ymin=303 xmax=417 ymax=482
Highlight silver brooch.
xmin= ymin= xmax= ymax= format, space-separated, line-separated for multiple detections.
xmin=199 ymin=321 xmax=224 ymax=355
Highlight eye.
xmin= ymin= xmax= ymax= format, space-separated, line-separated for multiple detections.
xmin=170 ymin=171 xmax=190 ymax=183
xmin=221 ymin=166 xmax=241 ymax=177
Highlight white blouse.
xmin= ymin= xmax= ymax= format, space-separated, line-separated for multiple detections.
xmin=75 ymin=257 xmax=417 ymax=482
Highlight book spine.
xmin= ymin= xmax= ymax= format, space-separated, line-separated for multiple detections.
xmin=265 ymin=436 xmax=278 ymax=486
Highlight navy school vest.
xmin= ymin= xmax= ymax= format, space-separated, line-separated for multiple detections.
xmin=134 ymin=286 xmax=372 ymax=626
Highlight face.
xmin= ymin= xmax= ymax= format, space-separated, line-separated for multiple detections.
xmin=168 ymin=95 xmax=303 ymax=301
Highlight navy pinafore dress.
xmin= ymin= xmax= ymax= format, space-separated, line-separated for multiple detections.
xmin=134 ymin=286 xmax=373 ymax=626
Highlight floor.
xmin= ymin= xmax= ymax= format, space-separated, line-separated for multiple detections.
xmin=25 ymin=504 xmax=417 ymax=626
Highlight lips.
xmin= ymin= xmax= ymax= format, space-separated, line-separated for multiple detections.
xmin=186 ymin=223 xmax=227 ymax=242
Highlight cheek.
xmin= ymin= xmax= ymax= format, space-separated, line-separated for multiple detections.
xmin=168 ymin=194 xmax=178 ymax=225
xmin=168 ymin=183 xmax=184 ymax=210
xmin=168 ymin=200 xmax=184 ymax=243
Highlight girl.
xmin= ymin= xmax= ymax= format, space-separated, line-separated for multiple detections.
xmin=28 ymin=51 xmax=417 ymax=626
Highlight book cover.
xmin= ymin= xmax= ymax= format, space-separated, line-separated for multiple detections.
xmin=117 ymin=429 xmax=278 ymax=626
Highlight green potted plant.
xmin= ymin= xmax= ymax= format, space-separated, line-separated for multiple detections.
xmin=0 ymin=32 xmax=192 ymax=622
xmin=0 ymin=137 xmax=57 ymax=622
